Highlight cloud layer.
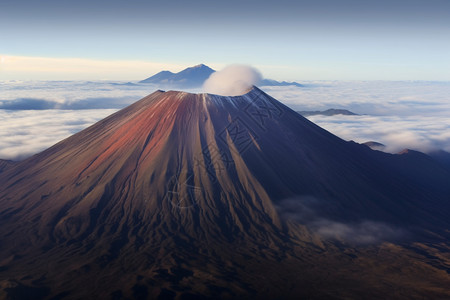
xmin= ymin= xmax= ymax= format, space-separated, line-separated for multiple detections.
xmin=203 ymin=65 xmax=262 ymax=96
xmin=0 ymin=109 xmax=115 ymax=160
xmin=313 ymin=220 xmax=405 ymax=245
xmin=0 ymin=80 xmax=154 ymax=109
xmin=1 ymin=80 xmax=450 ymax=159
xmin=276 ymin=197 xmax=405 ymax=245
xmin=264 ymin=81 xmax=450 ymax=153
xmin=263 ymin=81 xmax=450 ymax=116
xmin=307 ymin=114 xmax=450 ymax=153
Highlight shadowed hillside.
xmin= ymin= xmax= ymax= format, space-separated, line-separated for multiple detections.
xmin=0 ymin=87 xmax=449 ymax=299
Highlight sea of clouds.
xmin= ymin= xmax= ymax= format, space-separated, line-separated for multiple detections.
xmin=276 ymin=197 xmax=406 ymax=245
xmin=265 ymin=81 xmax=450 ymax=154
xmin=1 ymin=80 xmax=450 ymax=160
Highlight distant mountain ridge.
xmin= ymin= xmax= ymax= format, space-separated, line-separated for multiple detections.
xmin=298 ymin=108 xmax=357 ymax=116
xmin=140 ymin=64 xmax=303 ymax=88
xmin=259 ymin=78 xmax=303 ymax=87
xmin=140 ymin=64 xmax=215 ymax=88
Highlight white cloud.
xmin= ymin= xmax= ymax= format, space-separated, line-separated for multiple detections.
xmin=262 ymin=81 xmax=450 ymax=116
xmin=1 ymin=80 xmax=134 ymax=99
xmin=203 ymin=64 xmax=262 ymax=96
xmin=313 ymin=220 xmax=405 ymax=245
xmin=275 ymin=197 xmax=405 ymax=245
xmin=306 ymin=115 xmax=450 ymax=153
xmin=0 ymin=109 xmax=116 ymax=160
xmin=260 ymin=81 xmax=450 ymax=153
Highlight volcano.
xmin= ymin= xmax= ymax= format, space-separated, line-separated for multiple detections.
xmin=0 ymin=87 xmax=449 ymax=299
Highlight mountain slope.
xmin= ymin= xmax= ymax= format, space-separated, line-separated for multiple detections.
xmin=0 ymin=159 xmax=16 ymax=173
xmin=0 ymin=87 xmax=449 ymax=299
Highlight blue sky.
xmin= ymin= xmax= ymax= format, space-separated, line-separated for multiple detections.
xmin=1 ymin=0 xmax=449 ymax=80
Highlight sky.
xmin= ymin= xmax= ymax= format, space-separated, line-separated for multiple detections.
xmin=1 ymin=0 xmax=450 ymax=80
xmin=1 ymin=1 xmax=450 ymax=160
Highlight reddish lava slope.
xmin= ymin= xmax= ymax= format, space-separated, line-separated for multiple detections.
xmin=0 ymin=87 xmax=449 ymax=299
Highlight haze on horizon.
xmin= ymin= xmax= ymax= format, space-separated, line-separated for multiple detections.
xmin=1 ymin=2 xmax=450 ymax=297
xmin=1 ymin=0 xmax=450 ymax=81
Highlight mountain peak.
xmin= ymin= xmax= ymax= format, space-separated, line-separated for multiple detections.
xmin=140 ymin=64 xmax=215 ymax=87
xmin=192 ymin=63 xmax=208 ymax=68
xmin=1 ymin=87 xmax=450 ymax=299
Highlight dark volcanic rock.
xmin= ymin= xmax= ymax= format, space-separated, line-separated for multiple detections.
xmin=0 ymin=87 xmax=449 ymax=299
xmin=0 ymin=159 xmax=17 ymax=173
xmin=428 ymin=149 xmax=450 ymax=171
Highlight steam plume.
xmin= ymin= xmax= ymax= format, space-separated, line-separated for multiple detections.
xmin=203 ymin=64 xmax=262 ymax=96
